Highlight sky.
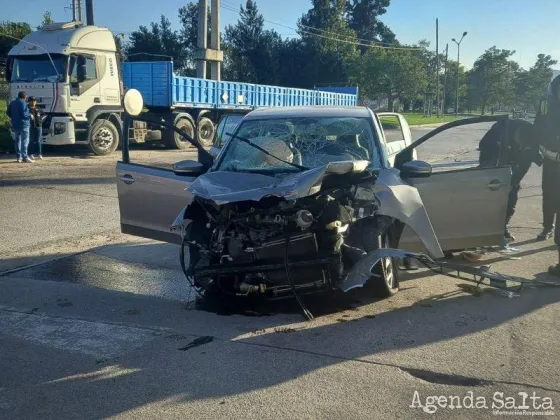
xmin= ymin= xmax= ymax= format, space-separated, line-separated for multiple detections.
xmin=4 ymin=0 xmax=560 ymax=70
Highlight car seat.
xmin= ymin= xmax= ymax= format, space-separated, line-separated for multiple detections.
xmin=337 ymin=134 xmax=370 ymax=160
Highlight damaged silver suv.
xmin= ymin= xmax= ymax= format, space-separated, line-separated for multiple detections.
xmin=116 ymin=97 xmax=513 ymax=308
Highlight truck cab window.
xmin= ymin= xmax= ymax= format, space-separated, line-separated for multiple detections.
xmin=69 ymin=55 xmax=97 ymax=84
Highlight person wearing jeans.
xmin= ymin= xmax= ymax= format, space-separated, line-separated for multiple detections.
xmin=6 ymin=91 xmax=32 ymax=163
xmin=28 ymin=97 xmax=43 ymax=160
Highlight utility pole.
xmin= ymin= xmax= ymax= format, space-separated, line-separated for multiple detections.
xmin=76 ymin=0 xmax=83 ymax=22
xmin=85 ymin=0 xmax=94 ymax=26
xmin=196 ymin=0 xmax=208 ymax=79
xmin=452 ymin=31 xmax=467 ymax=116
xmin=196 ymin=0 xmax=223 ymax=81
xmin=442 ymin=43 xmax=448 ymax=115
xmin=210 ymin=0 xmax=221 ymax=80
xmin=436 ymin=18 xmax=440 ymax=117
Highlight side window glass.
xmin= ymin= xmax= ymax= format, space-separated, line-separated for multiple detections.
xmin=218 ymin=115 xmax=243 ymax=147
xmin=85 ymin=56 xmax=97 ymax=80
xmin=215 ymin=117 xmax=228 ymax=148
xmin=379 ymin=115 xmax=406 ymax=144
xmin=69 ymin=56 xmax=78 ymax=83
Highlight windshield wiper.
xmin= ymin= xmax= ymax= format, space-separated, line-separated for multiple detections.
xmin=225 ymin=132 xmax=309 ymax=171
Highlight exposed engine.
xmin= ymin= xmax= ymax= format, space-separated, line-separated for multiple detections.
xmin=181 ymin=172 xmax=393 ymax=300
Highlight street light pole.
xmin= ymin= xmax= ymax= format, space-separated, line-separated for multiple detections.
xmin=452 ymin=31 xmax=467 ymax=116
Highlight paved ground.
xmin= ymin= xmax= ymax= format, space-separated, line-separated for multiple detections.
xmin=0 ymin=125 xmax=559 ymax=419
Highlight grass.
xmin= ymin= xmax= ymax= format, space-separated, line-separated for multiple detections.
xmin=379 ymin=112 xmax=459 ymax=130
xmin=401 ymin=113 xmax=459 ymax=126
xmin=0 ymin=100 xmax=12 ymax=153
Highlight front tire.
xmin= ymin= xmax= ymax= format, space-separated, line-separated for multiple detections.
xmin=88 ymin=119 xmax=119 ymax=156
xmin=367 ymin=233 xmax=400 ymax=297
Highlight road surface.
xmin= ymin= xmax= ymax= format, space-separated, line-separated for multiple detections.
xmin=0 ymin=125 xmax=558 ymax=419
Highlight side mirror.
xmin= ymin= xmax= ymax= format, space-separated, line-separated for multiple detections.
xmin=173 ymin=160 xmax=207 ymax=176
xmin=400 ymin=160 xmax=432 ymax=178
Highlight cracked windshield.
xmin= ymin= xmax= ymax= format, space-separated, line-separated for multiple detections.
xmin=218 ymin=116 xmax=382 ymax=172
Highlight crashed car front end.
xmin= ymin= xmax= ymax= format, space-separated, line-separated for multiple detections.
xmin=172 ymin=162 xmax=444 ymax=299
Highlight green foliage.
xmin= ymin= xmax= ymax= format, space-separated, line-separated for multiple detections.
xmin=223 ymin=0 xmax=282 ymax=84
xmin=38 ymin=12 xmax=54 ymax=29
xmin=0 ymin=21 xmax=32 ymax=58
xmin=125 ymin=15 xmax=187 ymax=73
xmin=468 ymin=47 xmax=519 ymax=114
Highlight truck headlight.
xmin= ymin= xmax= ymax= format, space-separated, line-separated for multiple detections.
xmin=54 ymin=122 xmax=66 ymax=135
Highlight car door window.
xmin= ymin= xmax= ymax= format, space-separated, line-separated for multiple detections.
xmin=215 ymin=114 xmax=244 ymax=148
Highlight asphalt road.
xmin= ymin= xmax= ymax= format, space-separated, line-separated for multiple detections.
xmin=0 ymin=125 xmax=559 ymax=419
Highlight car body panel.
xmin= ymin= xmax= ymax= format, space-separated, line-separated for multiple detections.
xmin=398 ymin=166 xmax=511 ymax=251
xmin=394 ymin=115 xmax=512 ymax=252
xmin=116 ymin=162 xmax=195 ymax=244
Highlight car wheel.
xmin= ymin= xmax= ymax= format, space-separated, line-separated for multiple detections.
xmin=197 ymin=117 xmax=215 ymax=147
xmin=88 ymin=119 xmax=119 ymax=156
xmin=367 ymin=233 xmax=400 ymax=297
xmin=166 ymin=117 xmax=194 ymax=150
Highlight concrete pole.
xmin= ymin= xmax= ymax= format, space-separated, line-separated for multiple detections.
xmin=210 ymin=0 xmax=221 ymax=81
xmin=196 ymin=0 xmax=208 ymax=79
xmin=85 ymin=0 xmax=94 ymax=26
xmin=72 ymin=0 xmax=77 ymax=21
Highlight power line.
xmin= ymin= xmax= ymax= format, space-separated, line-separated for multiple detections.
xmin=219 ymin=2 xmax=422 ymax=51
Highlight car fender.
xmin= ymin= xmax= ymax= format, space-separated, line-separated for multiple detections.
xmin=372 ymin=168 xmax=444 ymax=260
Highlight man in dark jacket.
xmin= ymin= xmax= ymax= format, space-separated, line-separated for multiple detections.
xmin=478 ymin=118 xmax=540 ymax=242
xmin=28 ymin=97 xmax=44 ymax=160
xmin=6 ymin=91 xmax=32 ymax=163
xmin=534 ymin=74 xmax=560 ymax=276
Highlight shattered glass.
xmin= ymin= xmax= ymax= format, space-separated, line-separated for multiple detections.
xmin=218 ymin=117 xmax=382 ymax=173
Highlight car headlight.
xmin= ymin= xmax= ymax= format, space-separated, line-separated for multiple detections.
xmin=54 ymin=122 xmax=66 ymax=135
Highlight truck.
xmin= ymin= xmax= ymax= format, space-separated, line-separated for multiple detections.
xmin=5 ymin=21 xmax=359 ymax=156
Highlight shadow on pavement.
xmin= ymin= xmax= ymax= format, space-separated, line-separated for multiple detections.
xmin=1 ymin=239 xmax=560 ymax=418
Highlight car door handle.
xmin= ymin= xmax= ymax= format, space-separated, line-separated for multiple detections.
xmin=120 ymin=174 xmax=135 ymax=185
xmin=487 ymin=179 xmax=502 ymax=190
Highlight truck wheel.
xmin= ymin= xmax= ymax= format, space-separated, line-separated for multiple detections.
xmin=366 ymin=233 xmax=400 ymax=298
xmin=88 ymin=119 xmax=119 ymax=156
xmin=197 ymin=117 xmax=215 ymax=147
xmin=167 ymin=117 xmax=195 ymax=150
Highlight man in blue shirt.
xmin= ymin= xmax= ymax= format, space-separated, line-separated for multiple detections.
xmin=6 ymin=91 xmax=32 ymax=163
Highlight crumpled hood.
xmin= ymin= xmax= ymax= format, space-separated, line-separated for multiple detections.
xmin=188 ymin=161 xmax=369 ymax=205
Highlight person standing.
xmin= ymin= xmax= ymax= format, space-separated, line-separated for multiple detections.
xmin=28 ymin=97 xmax=43 ymax=160
xmin=6 ymin=91 xmax=32 ymax=163
xmin=534 ymin=74 xmax=560 ymax=276
xmin=478 ymin=118 xmax=541 ymax=242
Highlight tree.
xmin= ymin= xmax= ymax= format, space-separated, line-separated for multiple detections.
xmin=468 ymin=47 xmax=519 ymax=114
xmin=0 ymin=21 xmax=32 ymax=59
xmin=345 ymin=0 xmax=396 ymax=54
xmin=515 ymin=54 xmax=557 ymax=111
xmin=125 ymin=15 xmax=187 ymax=73
xmin=223 ymin=0 xmax=282 ymax=84
xmin=348 ymin=46 xmax=427 ymax=111
xmin=114 ymin=35 xmax=125 ymax=60
xmin=38 ymin=11 xmax=54 ymax=29
xmin=297 ymin=0 xmax=358 ymax=85
xmin=178 ymin=2 xmax=211 ymax=75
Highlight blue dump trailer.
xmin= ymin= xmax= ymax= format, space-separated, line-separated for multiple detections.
xmin=121 ymin=61 xmax=359 ymax=148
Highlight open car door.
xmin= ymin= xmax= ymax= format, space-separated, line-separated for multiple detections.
xmin=376 ymin=112 xmax=417 ymax=166
xmin=395 ymin=116 xmax=512 ymax=252
xmin=117 ymin=116 xmax=212 ymax=245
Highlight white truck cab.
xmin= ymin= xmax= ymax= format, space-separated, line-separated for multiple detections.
xmin=6 ymin=22 xmax=123 ymax=155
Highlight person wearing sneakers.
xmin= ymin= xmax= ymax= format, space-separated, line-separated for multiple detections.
xmin=6 ymin=91 xmax=32 ymax=163
xmin=534 ymin=74 xmax=560 ymax=276
xmin=28 ymin=97 xmax=44 ymax=160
